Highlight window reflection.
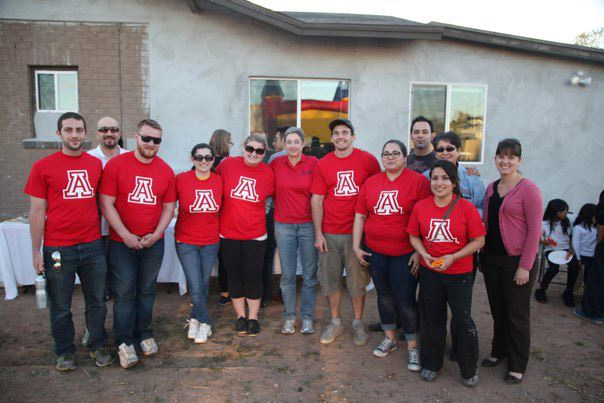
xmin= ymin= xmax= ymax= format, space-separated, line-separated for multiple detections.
xmin=301 ymin=80 xmax=349 ymax=143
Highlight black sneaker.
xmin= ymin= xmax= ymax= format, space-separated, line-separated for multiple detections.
xmin=534 ymin=288 xmax=547 ymax=303
xmin=562 ymin=292 xmax=575 ymax=307
xmin=247 ymin=319 xmax=260 ymax=336
xmin=368 ymin=322 xmax=382 ymax=332
xmin=236 ymin=317 xmax=247 ymax=334
xmin=260 ymin=299 xmax=270 ymax=308
xmin=218 ymin=295 xmax=232 ymax=306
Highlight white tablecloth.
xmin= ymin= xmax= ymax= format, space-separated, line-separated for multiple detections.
xmin=0 ymin=220 xmax=187 ymax=300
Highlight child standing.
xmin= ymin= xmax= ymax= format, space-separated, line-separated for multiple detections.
xmin=572 ymin=203 xmax=597 ymax=285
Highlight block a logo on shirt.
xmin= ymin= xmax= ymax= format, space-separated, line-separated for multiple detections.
xmin=333 ymin=171 xmax=359 ymax=196
xmin=128 ymin=176 xmax=157 ymax=205
xmin=426 ymin=218 xmax=459 ymax=244
xmin=189 ymin=189 xmax=219 ymax=213
xmin=63 ymin=170 xmax=94 ymax=199
xmin=230 ymin=176 xmax=259 ymax=202
xmin=374 ymin=190 xmax=403 ymax=215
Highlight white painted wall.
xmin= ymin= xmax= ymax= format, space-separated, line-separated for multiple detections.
xmin=2 ymin=0 xmax=603 ymax=211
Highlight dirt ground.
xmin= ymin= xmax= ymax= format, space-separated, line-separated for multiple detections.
xmin=0 ymin=274 xmax=603 ymax=402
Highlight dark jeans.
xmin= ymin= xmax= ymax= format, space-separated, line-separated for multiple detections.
xmin=102 ymin=236 xmax=113 ymax=298
xmin=218 ymin=254 xmax=228 ymax=294
xmin=419 ymin=266 xmax=478 ymax=379
xmin=262 ymin=207 xmax=277 ymax=301
xmin=220 ymin=238 xmax=266 ymax=299
xmin=175 ymin=241 xmax=220 ymax=324
xmin=580 ymin=255 xmax=594 ymax=286
xmin=44 ymin=238 xmax=108 ymax=355
xmin=580 ymin=241 xmax=604 ymax=319
xmin=539 ymin=250 xmax=579 ymax=295
xmin=482 ymin=250 xmax=537 ymax=374
xmin=109 ymin=239 xmax=164 ymax=347
xmin=366 ymin=248 xmax=418 ymax=340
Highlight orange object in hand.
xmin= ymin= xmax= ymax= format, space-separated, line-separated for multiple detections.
xmin=546 ymin=237 xmax=557 ymax=247
xmin=430 ymin=258 xmax=445 ymax=268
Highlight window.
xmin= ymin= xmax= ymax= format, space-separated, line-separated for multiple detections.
xmin=35 ymin=70 xmax=78 ymax=112
xmin=250 ymin=78 xmax=350 ymax=145
xmin=410 ymin=83 xmax=487 ymax=163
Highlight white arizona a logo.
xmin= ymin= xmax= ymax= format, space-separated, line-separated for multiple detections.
xmin=189 ymin=190 xmax=219 ymax=213
xmin=333 ymin=171 xmax=359 ymax=196
xmin=374 ymin=191 xmax=403 ymax=215
xmin=128 ymin=176 xmax=157 ymax=205
xmin=63 ymin=170 xmax=94 ymax=199
xmin=426 ymin=219 xmax=459 ymax=244
xmin=230 ymin=176 xmax=259 ymax=202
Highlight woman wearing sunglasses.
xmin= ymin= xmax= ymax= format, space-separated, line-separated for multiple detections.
xmin=352 ymin=139 xmax=431 ymax=370
xmin=174 ymin=143 xmax=222 ymax=344
xmin=269 ymin=127 xmax=319 ymax=335
xmin=216 ymin=133 xmax=275 ymax=336
xmin=480 ymin=139 xmax=542 ymax=384
xmin=408 ymin=160 xmax=485 ymax=387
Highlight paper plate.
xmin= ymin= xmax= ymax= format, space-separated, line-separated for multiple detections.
xmin=548 ymin=250 xmax=572 ymax=265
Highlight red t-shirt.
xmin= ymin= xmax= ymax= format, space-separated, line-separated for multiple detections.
xmin=355 ymin=169 xmax=431 ymax=256
xmin=407 ymin=197 xmax=485 ymax=274
xmin=311 ymin=148 xmax=380 ymax=234
xmin=174 ymin=170 xmax=222 ymax=246
xmin=216 ymin=156 xmax=275 ymax=240
xmin=99 ymin=152 xmax=176 ymax=242
xmin=24 ymin=151 xmax=102 ymax=246
xmin=270 ymin=154 xmax=318 ymax=224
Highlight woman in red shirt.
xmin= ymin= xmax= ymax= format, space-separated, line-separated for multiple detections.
xmin=352 ymin=139 xmax=431 ymax=370
xmin=270 ymin=127 xmax=318 ymax=335
xmin=408 ymin=160 xmax=485 ymax=387
xmin=174 ymin=143 xmax=222 ymax=344
xmin=216 ymin=133 xmax=275 ymax=336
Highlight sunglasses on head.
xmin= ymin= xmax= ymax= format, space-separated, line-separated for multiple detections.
xmin=435 ymin=145 xmax=456 ymax=153
xmin=193 ymin=155 xmax=214 ymax=162
xmin=97 ymin=126 xmax=120 ymax=134
xmin=139 ymin=134 xmax=162 ymax=145
xmin=245 ymin=145 xmax=265 ymax=155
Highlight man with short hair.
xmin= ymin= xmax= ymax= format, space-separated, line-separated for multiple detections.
xmin=406 ymin=116 xmax=436 ymax=174
xmin=268 ymin=126 xmax=288 ymax=163
xmin=25 ymin=112 xmax=113 ymax=371
xmin=100 ymin=119 xmax=176 ymax=369
xmin=311 ymin=119 xmax=381 ymax=346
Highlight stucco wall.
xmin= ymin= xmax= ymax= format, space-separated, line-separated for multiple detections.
xmin=1 ymin=0 xmax=603 ymax=214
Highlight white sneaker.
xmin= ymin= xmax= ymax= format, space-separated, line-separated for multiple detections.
xmin=301 ymin=319 xmax=315 ymax=334
xmin=140 ymin=338 xmax=158 ymax=356
xmin=281 ymin=319 xmax=295 ymax=335
xmin=372 ymin=337 xmax=397 ymax=357
xmin=118 ymin=343 xmax=138 ymax=369
xmin=187 ymin=319 xmax=201 ymax=340
xmin=195 ymin=323 xmax=212 ymax=344
xmin=407 ymin=347 xmax=421 ymax=371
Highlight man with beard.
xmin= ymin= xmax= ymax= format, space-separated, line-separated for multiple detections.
xmin=25 ymin=112 xmax=113 ymax=371
xmin=311 ymin=119 xmax=381 ymax=346
xmin=88 ymin=117 xmax=128 ymax=301
xmin=99 ymin=119 xmax=176 ymax=369
xmin=406 ymin=116 xmax=437 ymax=174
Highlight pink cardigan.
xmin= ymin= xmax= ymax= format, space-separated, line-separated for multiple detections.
xmin=483 ymin=178 xmax=543 ymax=270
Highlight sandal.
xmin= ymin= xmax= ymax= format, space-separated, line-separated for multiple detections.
xmin=504 ymin=372 xmax=523 ymax=384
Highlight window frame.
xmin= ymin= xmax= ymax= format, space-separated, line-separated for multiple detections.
xmin=248 ymin=76 xmax=351 ymax=136
xmin=34 ymin=69 xmax=79 ymax=113
xmin=408 ymin=81 xmax=488 ymax=165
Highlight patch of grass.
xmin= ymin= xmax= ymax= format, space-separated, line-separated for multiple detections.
xmin=529 ymin=347 xmax=545 ymax=361
xmin=575 ymin=341 xmax=585 ymax=347
xmin=236 ymin=342 xmax=256 ymax=357
xmin=263 ymin=348 xmax=282 ymax=357
xmin=303 ymin=351 xmax=320 ymax=358
xmin=199 ymin=352 xmax=232 ymax=367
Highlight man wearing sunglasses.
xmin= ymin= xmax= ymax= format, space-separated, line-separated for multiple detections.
xmin=99 ymin=119 xmax=176 ymax=369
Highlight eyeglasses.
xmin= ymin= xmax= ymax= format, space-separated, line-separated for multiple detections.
xmin=381 ymin=151 xmax=402 ymax=159
xmin=139 ymin=134 xmax=162 ymax=145
xmin=97 ymin=126 xmax=120 ymax=134
xmin=193 ymin=155 xmax=214 ymax=162
xmin=245 ymin=145 xmax=265 ymax=155
xmin=435 ymin=145 xmax=456 ymax=153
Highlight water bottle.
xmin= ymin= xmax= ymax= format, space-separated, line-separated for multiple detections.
xmin=35 ymin=275 xmax=48 ymax=309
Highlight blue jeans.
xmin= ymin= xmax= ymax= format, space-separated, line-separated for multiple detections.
xmin=175 ymin=241 xmax=219 ymax=324
xmin=109 ymin=239 xmax=164 ymax=347
xmin=274 ymin=221 xmax=318 ymax=321
xmin=44 ymin=238 xmax=108 ymax=355
xmin=366 ymin=248 xmax=418 ymax=340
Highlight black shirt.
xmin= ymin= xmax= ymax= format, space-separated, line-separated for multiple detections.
xmin=485 ymin=180 xmax=508 ymax=255
xmin=407 ymin=151 xmax=436 ymax=174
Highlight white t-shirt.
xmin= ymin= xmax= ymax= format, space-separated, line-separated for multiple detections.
xmin=571 ymin=225 xmax=597 ymax=259
xmin=542 ymin=221 xmax=571 ymax=252
xmin=88 ymin=145 xmax=129 ymax=235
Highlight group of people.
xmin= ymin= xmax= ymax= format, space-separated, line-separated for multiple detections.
xmin=26 ymin=112 xmax=604 ymax=389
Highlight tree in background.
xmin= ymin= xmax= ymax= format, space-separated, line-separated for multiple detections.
xmin=575 ymin=27 xmax=603 ymax=48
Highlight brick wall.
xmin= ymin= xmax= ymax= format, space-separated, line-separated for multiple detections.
xmin=0 ymin=20 xmax=148 ymax=219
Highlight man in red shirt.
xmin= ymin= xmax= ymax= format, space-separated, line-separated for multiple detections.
xmin=100 ymin=119 xmax=176 ymax=369
xmin=25 ymin=112 xmax=113 ymax=371
xmin=311 ymin=119 xmax=381 ymax=346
